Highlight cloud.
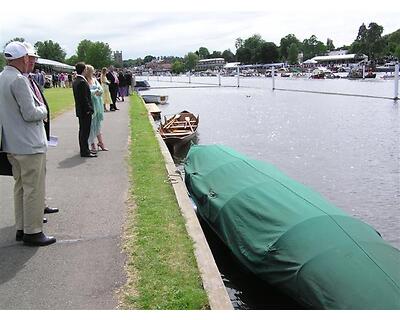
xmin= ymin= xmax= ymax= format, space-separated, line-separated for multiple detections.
xmin=1 ymin=8 xmax=398 ymax=60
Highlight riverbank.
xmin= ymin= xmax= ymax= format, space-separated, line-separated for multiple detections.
xmin=120 ymin=93 xmax=209 ymax=309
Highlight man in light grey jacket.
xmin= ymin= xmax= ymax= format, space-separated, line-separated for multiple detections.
xmin=0 ymin=41 xmax=56 ymax=246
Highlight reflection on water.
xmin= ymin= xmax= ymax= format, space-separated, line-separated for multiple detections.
xmin=147 ymin=76 xmax=399 ymax=309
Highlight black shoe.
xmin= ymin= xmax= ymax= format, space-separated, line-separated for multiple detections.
xmin=43 ymin=217 xmax=47 ymax=223
xmin=114 ymin=107 xmax=120 ymax=110
xmin=110 ymin=108 xmax=116 ymax=111
xmin=81 ymin=153 xmax=97 ymax=158
xmin=44 ymin=206 xmax=59 ymax=214
xmin=16 ymin=230 xmax=23 ymax=241
xmin=23 ymin=232 xmax=56 ymax=246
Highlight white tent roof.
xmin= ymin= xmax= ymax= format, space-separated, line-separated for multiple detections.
xmin=224 ymin=62 xmax=241 ymax=69
xmin=303 ymin=59 xmax=318 ymax=64
xmin=312 ymin=54 xmax=367 ymax=62
xmin=37 ymin=58 xmax=75 ymax=70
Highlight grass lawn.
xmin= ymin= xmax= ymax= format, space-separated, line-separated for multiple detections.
xmin=121 ymin=93 xmax=209 ymax=309
xmin=43 ymin=87 xmax=75 ymax=118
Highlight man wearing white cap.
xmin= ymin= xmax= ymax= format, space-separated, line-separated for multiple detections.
xmin=0 ymin=41 xmax=56 ymax=246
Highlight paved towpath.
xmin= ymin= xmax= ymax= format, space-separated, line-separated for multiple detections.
xmin=0 ymin=98 xmax=130 ymax=309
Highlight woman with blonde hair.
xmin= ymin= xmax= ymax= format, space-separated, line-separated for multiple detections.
xmin=101 ymin=67 xmax=112 ymax=112
xmin=84 ymin=65 xmax=108 ymax=152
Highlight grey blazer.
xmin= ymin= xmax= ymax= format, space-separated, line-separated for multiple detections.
xmin=0 ymin=66 xmax=48 ymax=154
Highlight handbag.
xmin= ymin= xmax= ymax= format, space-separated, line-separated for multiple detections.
xmin=0 ymin=152 xmax=12 ymax=176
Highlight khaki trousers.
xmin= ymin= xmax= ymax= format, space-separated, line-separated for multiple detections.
xmin=7 ymin=153 xmax=46 ymax=234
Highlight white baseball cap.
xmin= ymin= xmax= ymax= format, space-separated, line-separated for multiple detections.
xmin=23 ymin=42 xmax=39 ymax=58
xmin=3 ymin=41 xmax=28 ymax=60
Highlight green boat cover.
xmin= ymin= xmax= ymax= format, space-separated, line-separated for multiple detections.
xmin=184 ymin=144 xmax=400 ymax=309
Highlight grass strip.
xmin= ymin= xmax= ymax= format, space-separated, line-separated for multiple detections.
xmin=43 ymin=87 xmax=75 ymax=118
xmin=121 ymin=93 xmax=209 ymax=309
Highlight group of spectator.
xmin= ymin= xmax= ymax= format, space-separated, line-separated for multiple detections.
xmin=52 ymin=72 xmax=73 ymax=88
xmin=94 ymin=69 xmax=134 ymax=102
xmin=0 ymin=41 xmax=138 ymax=246
xmin=33 ymin=68 xmax=135 ymax=99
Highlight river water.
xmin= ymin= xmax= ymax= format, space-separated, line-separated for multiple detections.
xmin=138 ymin=75 xmax=399 ymax=309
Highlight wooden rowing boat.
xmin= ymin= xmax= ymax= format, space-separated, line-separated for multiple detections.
xmin=159 ymin=110 xmax=199 ymax=149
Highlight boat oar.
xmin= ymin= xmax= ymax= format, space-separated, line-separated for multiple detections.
xmin=185 ymin=116 xmax=194 ymax=132
xmin=165 ymin=114 xmax=180 ymax=129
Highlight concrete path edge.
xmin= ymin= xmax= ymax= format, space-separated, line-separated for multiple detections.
xmin=144 ymin=103 xmax=233 ymax=310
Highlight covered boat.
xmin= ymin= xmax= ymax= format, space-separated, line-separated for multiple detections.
xmin=184 ymin=144 xmax=400 ymax=309
xmin=134 ymin=80 xmax=150 ymax=91
xmin=141 ymin=94 xmax=168 ymax=104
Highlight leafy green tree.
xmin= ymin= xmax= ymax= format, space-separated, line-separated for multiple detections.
xmin=76 ymin=39 xmax=93 ymax=62
xmin=222 ymin=49 xmax=235 ymax=62
xmin=394 ymin=44 xmax=400 ymax=59
xmin=35 ymin=40 xmax=66 ymax=62
xmin=350 ymin=22 xmax=385 ymax=60
xmin=384 ymin=29 xmax=400 ymax=56
xmin=171 ymin=60 xmax=185 ymax=74
xmin=243 ymin=34 xmax=264 ymax=50
xmin=236 ymin=47 xmax=252 ymax=64
xmin=76 ymin=39 xmax=113 ymax=69
xmin=209 ymin=50 xmax=222 ymax=58
xmin=288 ymin=43 xmax=299 ymax=65
xmin=197 ymin=47 xmax=210 ymax=59
xmin=235 ymin=38 xmax=243 ymax=49
xmin=143 ymin=55 xmax=155 ymax=63
xmin=366 ymin=23 xmax=385 ymax=59
xmin=258 ymin=42 xmax=279 ymax=63
xmin=326 ymin=38 xmax=335 ymax=51
xmin=65 ymin=55 xmax=79 ymax=66
xmin=279 ymin=34 xmax=301 ymax=60
xmin=184 ymin=52 xmax=199 ymax=71
xmin=302 ymin=35 xmax=327 ymax=60
xmin=236 ymin=34 xmax=268 ymax=64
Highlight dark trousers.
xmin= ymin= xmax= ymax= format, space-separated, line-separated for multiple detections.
xmin=78 ymin=114 xmax=92 ymax=156
xmin=109 ymin=85 xmax=118 ymax=109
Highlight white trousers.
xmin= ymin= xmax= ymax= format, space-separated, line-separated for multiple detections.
xmin=7 ymin=153 xmax=46 ymax=234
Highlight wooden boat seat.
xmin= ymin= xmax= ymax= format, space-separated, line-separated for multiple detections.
xmin=162 ymin=131 xmax=193 ymax=136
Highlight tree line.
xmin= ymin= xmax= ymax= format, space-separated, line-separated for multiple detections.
xmin=1 ymin=22 xmax=399 ymax=72
xmin=0 ymin=38 xmax=114 ymax=71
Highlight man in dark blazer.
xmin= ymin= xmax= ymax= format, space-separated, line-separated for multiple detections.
xmin=106 ymin=66 xmax=119 ymax=111
xmin=72 ymin=62 xmax=96 ymax=158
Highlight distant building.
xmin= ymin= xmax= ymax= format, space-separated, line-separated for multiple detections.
xmin=145 ymin=59 xmax=172 ymax=74
xmin=196 ymin=58 xmax=225 ymax=71
xmin=114 ymin=51 xmax=123 ymax=66
xmin=327 ymin=49 xmax=349 ymax=56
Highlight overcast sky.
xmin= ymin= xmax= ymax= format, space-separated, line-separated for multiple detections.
xmin=1 ymin=0 xmax=398 ymax=60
